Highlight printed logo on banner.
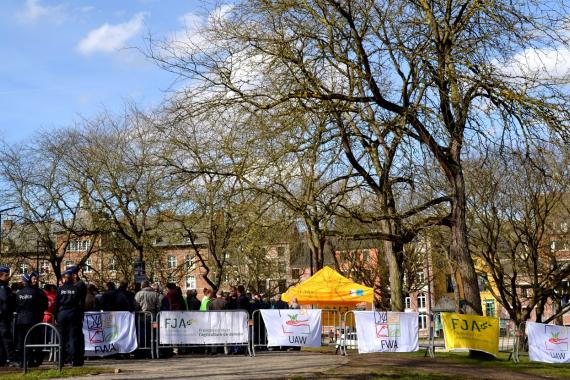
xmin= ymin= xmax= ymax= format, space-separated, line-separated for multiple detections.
xmin=441 ymin=313 xmax=499 ymax=356
xmin=163 ymin=317 xmax=195 ymax=329
xmin=86 ymin=313 xmax=119 ymax=353
xmin=260 ymin=309 xmax=322 ymax=347
xmin=528 ymin=322 xmax=570 ymax=363
xmin=544 ymin=325 xmax=569 ymax=352
xmin=282 ymin=311 xmax=311 ymax=336
xmin=353 ymin=311 xmax=419 ymax=353
xmin=83 ymin=312 xmax=137 ymax=356
xmin=375 ymin=312 xmax=401 ymax=339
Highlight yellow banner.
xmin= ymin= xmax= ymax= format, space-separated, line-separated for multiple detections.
xmin=441 ymin=312 xmax=500 ymax=356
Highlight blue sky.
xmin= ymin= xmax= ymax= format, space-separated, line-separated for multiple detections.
xmin=0 ymin=0 xmax=207 ymax=143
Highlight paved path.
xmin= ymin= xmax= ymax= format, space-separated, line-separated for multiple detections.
xmin=69 ymin=352 xmax=347 ymax=380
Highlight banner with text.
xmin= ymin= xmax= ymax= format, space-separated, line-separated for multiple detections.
xmin=158 ymin=311 xmax=248 ymax=345
xmin=83 ymin=312 xmax=137 ymax=356
xmin=260 ymin=309 xmax=322 ymax=347
xmin=528 ymin=322 xmax=570 ymax=363
xmin=354 ymin=311 xmax=419 ymax=353
xmin=442 ymin=312 xmax=499 ymax=356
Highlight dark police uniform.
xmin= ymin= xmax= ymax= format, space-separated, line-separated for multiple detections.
xmin=0 ymin=270 xmax=15 ymax=366
xmin=15 ymin=276 xmax=48 ymax=367
xmin=55 ymin=278 xmax=83 ymax=366
xmin=72 ymin=268 xmax=86 ymax=366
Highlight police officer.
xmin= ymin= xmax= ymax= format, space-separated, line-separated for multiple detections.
xmin=0 ymin=266 xmax=16 ymax=367
xmin=15 ymin=271 xmax=48 ymax=367
xmin=55 ymin=267 xmax=83 ymax=367
xmin=70 ymin=266 xmax=86 ymax=365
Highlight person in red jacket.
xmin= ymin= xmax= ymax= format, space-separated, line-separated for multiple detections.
xmin=43 ymin=284 xmax=57 ymax=323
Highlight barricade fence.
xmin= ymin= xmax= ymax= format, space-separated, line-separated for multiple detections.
xmin=134 ymin=311 xmax=154 ymax=358
xmin=155 ymin=310 xmax=252 ymax=358
xmin=250 ymin=308 xmax=342 ymax=356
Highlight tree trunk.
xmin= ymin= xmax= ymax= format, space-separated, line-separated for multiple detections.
xmin=450 ymin=169 xmax=482 ymax=315
xmin=380 ymin=220 xmax=405 ymax=312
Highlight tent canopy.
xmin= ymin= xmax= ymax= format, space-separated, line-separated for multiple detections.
xmin=281 ymin=266 xmax=374 ymax=305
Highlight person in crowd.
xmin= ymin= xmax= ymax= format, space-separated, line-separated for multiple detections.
xmin=15 ymin=272 xmax=48 ymax=368
xmin=273 ymin=294 xmax=289 ymax=309
xmin=116 ymin=281 xmax=136 ymax=312
xmin=289 ymin=297 xmax=300 ymax=310
xmin=43 ymin=284 xmax=57 ymax=323
xmin=226 ymin=286 xmax=238 ymax=310
xmin=0 ymin=266 xmax=16 ymax=367
xmin=175 ymin=286 xmax=187 ymax=310
xmin=70 ymin=266 xmax=87 ymax=363
xmin=135 ymin=280 xmax=162 ymax=316
xmin=237 ymin=285 xmax=251 ymax=315
xmin=84 ymin=284 xmax=100 ymax=311
xmin=200 ymin=288 xmax=212 ymax=311
xmin=186 ymin=289 xmax=201 ymax=311
xmin=165 ymin=283 xmax=185 ymax=311
xmin=208 ymin=291 xmax=227 ymax=311
xmin=100 ymin=282 xmax=118 ymax=311
xmin=55 ymin=267 xmax=83 ymax=367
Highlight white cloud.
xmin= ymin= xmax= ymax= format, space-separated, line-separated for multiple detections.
xmin=77 ymin=12 xmax=147 ymax=56
xmin=503 ymin=46 xmax=570 ymax=82
xmin=17 ymin=0 xmax=64 ymax=24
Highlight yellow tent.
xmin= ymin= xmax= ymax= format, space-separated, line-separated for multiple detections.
xmin=281 ymin=266 xmax=374 ymax=305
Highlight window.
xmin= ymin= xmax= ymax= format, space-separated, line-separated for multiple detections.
xmin=278 ymin=262 xmax=286 ymax=274
xmin=19 ymin=262 xmax=28 ymax=275
xmin=109 ymin=257 xmax=116 ymax=272
xmin=417 ymin=293 xmax=426 ymax=309
xmin=405 ymin=297 xmax=411 ymax=309
xmin=66 ymin=239 xmax=90 ymax=252
xmin=562 ymin=222 xmax=568 ymax=233
xmin=418 ymin=312 xmax=428 ymax=330
xmin=478 ymin=273 xmax=489 ymax=291
xmin=278 ymin=279 xmax=287 ymax=293
xmin=167 ymin=256 xmax=177 ymax=269
xmin=83 ymin=258 xmax=93 ymax=273
xmin=416 ymin=271 xmax=425 ymax=285
xmin=64 ymin=260 xmax=74 ymax=269
xmin=185 ymin=255 xmax=195 ymax=271
xmin=291 ymin=268 xmax=301 ymax=279
xmin=40 ymin=261 xmax=50 ymax=274
xmin=362 ymin=249 xmax=370 ymax=262
xmin=277 ymin=246 xmax=285 ymax=257
xmin=485 ymin=300 xmax=495 ymax=317
xmin=446 ymin=275 xmax=455 ymax=293
xmin=186 ymin=275 xmax=196 ymax=290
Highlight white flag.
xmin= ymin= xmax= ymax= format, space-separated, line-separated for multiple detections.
xmin=528 ymin=322 xmax=570 ymax=363
xmin=159 ymin=311 xmax=248 ymax=345
xmin=83 ymin=312 xmax=137 ymax=356
xmin=260 ymin=309 xmax=322 ymax=347
xmin=354 ymin=311 xmax=419 ymax=353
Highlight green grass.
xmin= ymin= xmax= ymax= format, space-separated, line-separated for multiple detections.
xmin=0 ymin=367 xmax=113 ymax=380
xmin=428 ymin=351 xmax=570 ymax=378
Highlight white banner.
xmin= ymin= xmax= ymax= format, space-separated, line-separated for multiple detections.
xmin=260 ymin=309 xmax=322 ymax=347
xmin=528 ymin=322 xmax=570 ymax=363
xmin=83 ymin=312 xmax=137 ymax=356
xmin=159 ymin=311 xmax=248 ymax=345
xmin=354 ymin=311 xmax=419 ymax=353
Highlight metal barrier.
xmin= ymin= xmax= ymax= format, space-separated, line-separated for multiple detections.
xmin=510 ymin=321 xmax=527 ymax=363
xmin=134 ymin=311 xmax=154 ymax=358
xmin=23 ymin=323 xmax=62 ymax=373
xmin=155 ymin=310 xmax=251 ymax=358
xmin=250 ymin=309 xmax=343 ymax=356
xmin=338 ymin=311 xmax=357 ymax=356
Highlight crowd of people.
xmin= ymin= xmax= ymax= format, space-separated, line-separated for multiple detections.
xmin=0 ymin=264 xmax=299 ymax=368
